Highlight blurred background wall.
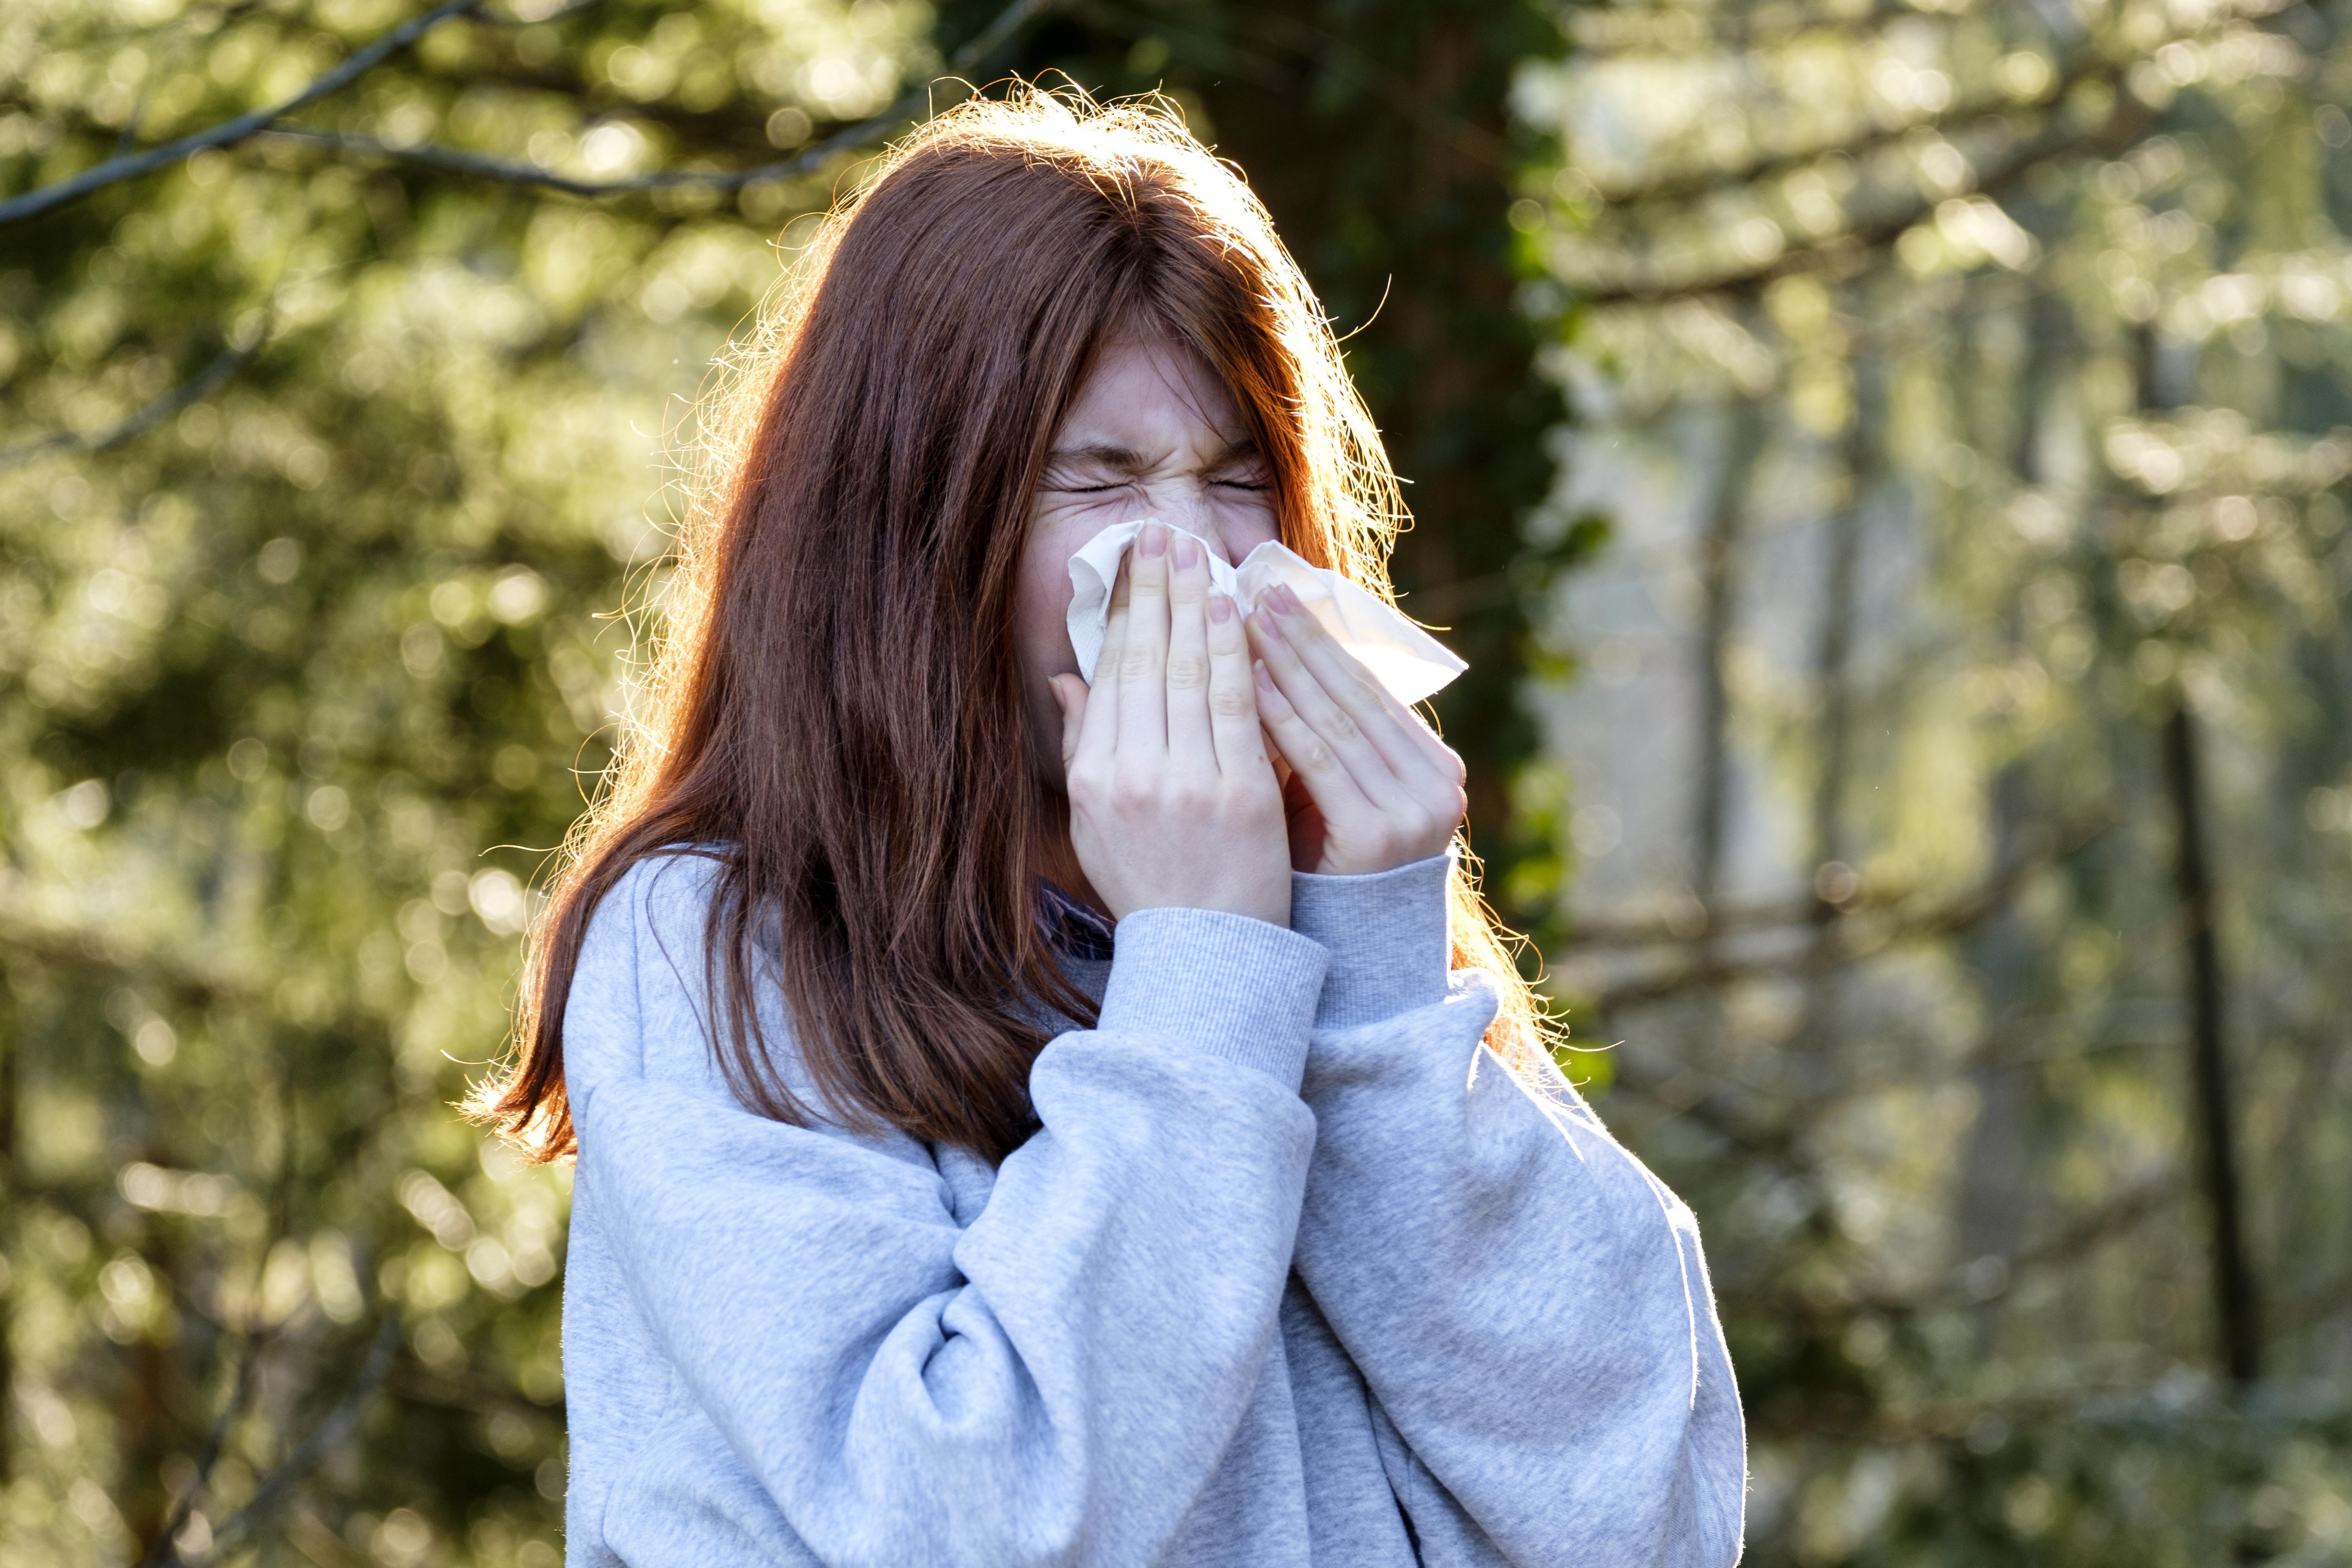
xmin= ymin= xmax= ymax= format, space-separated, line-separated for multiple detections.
xmin=4 ymin=0 xmax=2350 ymax=1562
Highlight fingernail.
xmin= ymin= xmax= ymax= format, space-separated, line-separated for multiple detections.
xmin=1254 ymin=607 xmax=1286 ymax=643
xmin=1172 ymin=532 xmax=1201 ymax=570
xmin=1270 ymin=584 xmax=1301 ymax=616
xmin=1209 ymin=592 xmax=1234 ymax=623
xmin=1254 ymin=661 xmax=1276 ymax=692
xmin=1139 ymin=522 xmax=1167 ymax=558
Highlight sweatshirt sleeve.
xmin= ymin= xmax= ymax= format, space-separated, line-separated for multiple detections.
xmin=1286 ymin=855 xmax=1748 ymax=1568
xmin=563 ymin=855 xmax=1327 ymax=1568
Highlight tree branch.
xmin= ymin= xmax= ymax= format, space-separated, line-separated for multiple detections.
xmin=401 ymin=56 xmax=810 ymax=154
xmin=1563 ymin=894 xmax=1848 ymax=949
xmin=1847 ymin=1169 xmax=2185 ymax=1318
xmin=1719 ymin=1173 xmax=2184 ymax=1432
xmin=136 ymin=1328 xmax=273 ymax=1568
xmin=1563 ymin=0 xmax=2311 ymax=304
xmin=260 ymin=114 xmax=876 ymax=198
xmin=0 ymin=904 xmax=257 ymax=1004
xmin=1586 ymin=52 xmax=2106 ymax=209
xmin=170 ymin=1313 xmax=402 ymax=1568
xmin=253 ymin=0 xmax=1056 ymax=199
xmin=0 ymin=329 xmax=266 ymax=470
xmin=0 ymin=0 xmax=1048 ymax=452
xmin=1566 ymin=0 xmax=1971 ymax=58
xmin=386 ymin=1355 xmax=566 ymax=1423
xmin=1567 ymin=89 xmax=2153 ymax=307
xmin=0 ymin=0 xmax=486 ymax=227
xmin=1583 ymin=816 xmax=2112 ymax=1011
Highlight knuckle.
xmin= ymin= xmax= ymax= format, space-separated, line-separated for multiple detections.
xmin=1118 ymin=645 xmax=1156 ymax=681
xmin=1304 ymin=739 xmax=1337 ymax=773
xmin=1210 ymin=684 xmax=1254 ymax=718
xmin=1324 ymin=708 xmax=1359 ymax=741
xmin=1166 ymin=655 xmax=1208 ymax=690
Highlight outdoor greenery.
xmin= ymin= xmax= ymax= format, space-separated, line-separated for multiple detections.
xmin=0 ymin=0 xmax=2345 ymax=1564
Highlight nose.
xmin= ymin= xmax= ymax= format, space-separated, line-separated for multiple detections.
xmin=1152 ymin=485 xmax=1223 ymax=563
xmin=1154 ymin=486 xmax=1263 ymax=570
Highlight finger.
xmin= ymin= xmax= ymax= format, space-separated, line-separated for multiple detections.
xmin=1205 ymin=589 xmax=1266 ymax=777
xmin=1073 ymin=578 xmax=1124 ymax=772
xmin=1252 ymin=656 xmax=1378 ymax=828
xmin=1260 ymin=584 xmax=1460 ymax=797
xmin=1052 ymin=674 xmax=1089 ymax=773
xmin=1164 ymin=529 xmax=1214 ymax=766
xmin=1247 ymin=597 xmax=1416 ymax=813
xmin=1116 ymin=523 xmax=1171 ymax=755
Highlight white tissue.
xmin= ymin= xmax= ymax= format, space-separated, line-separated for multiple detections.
xmin=1065 ymin=520 xmax=1467 ymax=705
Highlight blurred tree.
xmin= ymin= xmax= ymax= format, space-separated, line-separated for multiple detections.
xmin=1513 ymin=0 xmax=2352 ymax=1561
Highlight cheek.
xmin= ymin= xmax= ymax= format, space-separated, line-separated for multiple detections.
xmin=1221 ymin=494 xmax=1281 ymax=556
xmin=1013 ymin=533 xmax=1081 ymax=679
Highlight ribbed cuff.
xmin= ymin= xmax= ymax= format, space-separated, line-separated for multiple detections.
xmin=1098 ymin=908 xmax=1328 ymax=1091
xmin=1288 ymin=853 xmax=1453 ymax=1027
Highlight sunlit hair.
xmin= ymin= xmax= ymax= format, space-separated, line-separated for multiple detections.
xmin=475 ymin=84 xmax=1552 ymax=1165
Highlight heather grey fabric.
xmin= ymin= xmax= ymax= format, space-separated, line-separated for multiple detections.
xmin=559 ymin=850 xmax=1745 ymax=1566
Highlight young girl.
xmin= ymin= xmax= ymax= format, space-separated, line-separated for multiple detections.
xmin=479 ymin=91 xmax=1745 ymax=1568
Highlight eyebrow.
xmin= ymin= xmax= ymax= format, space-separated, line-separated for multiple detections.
xmin=1044 ymin=436 xmax=1262 ymax=472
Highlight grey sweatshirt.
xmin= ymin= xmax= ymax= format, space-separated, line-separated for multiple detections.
xmin=558 ymin=850 xmax=1746 ymax=1566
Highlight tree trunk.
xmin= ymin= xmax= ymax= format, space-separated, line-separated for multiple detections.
xmin=0 ymin=985 xmax=15 ymax=1486
xmin=1955 ymin=281 xmax=2067 ymax=1354
xmin=2132 ymin=318 xmax=2261 ymax=1390
xmin=1787 ymin=340 xmax=1871 ymax=1125
xmin=2161 ymin=697 xmax=2261 ymax=1390
xmin=1693 ymin=399 xmax=1766 ymax=908
xmin=1806 ymin=345 xmax=1873 ymax=915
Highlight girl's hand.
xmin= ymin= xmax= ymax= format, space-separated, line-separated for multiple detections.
xmin=1245 ymin=584 xmax=1467 ymax=876
xmin=1051 ymin=523 xmax=1291 ymax=926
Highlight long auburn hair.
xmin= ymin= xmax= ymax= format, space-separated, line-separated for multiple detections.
xmin=475 ymin=87 xmax=1552 ymax=1166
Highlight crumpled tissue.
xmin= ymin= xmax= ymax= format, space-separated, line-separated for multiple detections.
xmin=1065 ymin=520 xmax=1466 ymax=705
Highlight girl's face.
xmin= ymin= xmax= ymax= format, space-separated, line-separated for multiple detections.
xmin=1016 ymin=336 xmax=1280 ymax=788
